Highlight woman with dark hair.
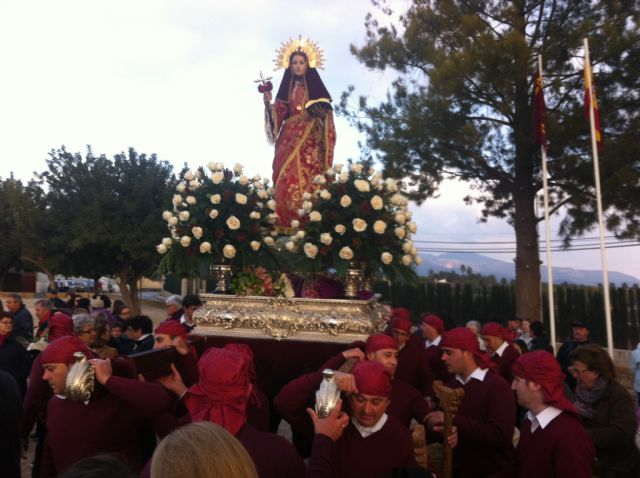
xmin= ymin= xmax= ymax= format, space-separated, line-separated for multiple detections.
xmin=92 ymin=314 xmax=119 ymax=360
xmin=262 ymin=40 xmax=336 ymax=227
xmin=529 ymin=320 xmax=553 ymax=352
xmin=570 ymin=344 xmax=640 ymax=477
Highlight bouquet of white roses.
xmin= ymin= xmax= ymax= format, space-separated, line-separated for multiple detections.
xmin=156 ymin=162 xmax=279 ymax=277
xmin=288 ymin=162 xmax=420 ymax=283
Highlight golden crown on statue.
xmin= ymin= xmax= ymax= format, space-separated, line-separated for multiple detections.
xmin=273 ymin=35 xmax=325 ymax=70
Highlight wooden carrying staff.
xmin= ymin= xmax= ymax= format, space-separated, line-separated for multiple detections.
xmin=433 ymin=380 xmax=464 ymax=478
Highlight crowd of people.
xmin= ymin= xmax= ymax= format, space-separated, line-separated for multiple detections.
xmin=0 ymin=290 xmax=639 ymax=478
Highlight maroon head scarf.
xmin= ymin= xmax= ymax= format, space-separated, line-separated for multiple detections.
xmin=441 ymin=327 xmax=497 ymax=371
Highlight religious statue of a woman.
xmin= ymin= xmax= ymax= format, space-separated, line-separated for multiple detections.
xmin=262 ymin=38 xmax=336 ymax=228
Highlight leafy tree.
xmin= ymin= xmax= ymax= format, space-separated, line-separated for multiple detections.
xmin=39 ymin=146 xmax=175 ymax=312
xmin=340 ymin=0 xmax=640 ymax=320
xmin=0 ymin=176 xmax=25 ymax=285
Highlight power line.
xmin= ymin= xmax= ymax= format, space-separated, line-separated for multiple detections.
xmin=417 ymin=242 xmax=640 ymax=254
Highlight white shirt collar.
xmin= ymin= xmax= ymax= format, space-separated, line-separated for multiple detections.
xmin=456 ymin=367 xmax=488 ymax=385
xmin=425 ymin=335 xmax=442 ymax=348
xmin=493 ymin=341 xmax=509 ymax=357
xmin=137 ymin=333 xmax=152 ymax=342
xmin=352 ymin=413 xmax=388 ymax=438
xmin=180 ymin=313 xmax=194 ymax=326
xmin=526 ymin=406 xmax=562 ymax=433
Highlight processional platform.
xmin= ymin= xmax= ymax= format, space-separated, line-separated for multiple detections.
xmin=192 ymin=294 xmax=386 ymax=344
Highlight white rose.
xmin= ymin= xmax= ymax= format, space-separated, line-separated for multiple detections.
xmin=250 ymin=241 xmax=261 ymax=251
xmin=407 ymin=222 xmax=417 ymax=233
xmin=210 ymin=194 xmax=221 ymax=204
xmin=385 ymin=178 xmax=398 ymax=193
xmin=395 ymin=227 xmax=406 ymax=239
xmin=162 ymin=210 xmax=173 ymax=221
xmin=267 ymin=213 xmax=278 ymax=224
xmin=339 ymin=246 xmax=354 ymax=260
xmin=194 ymin=169 xmax=202 ymax=179
xmin=352 ymin=218 xmax=367 ymax=232
xmin=233 ymin=163 xmax=243 ymax=174
xmin=256 ymin=201 xmax=264 ymax=209
xmin=226 ymin=216 xmax=241 ymax=230
xmin=238 ymin=175 xmax=249 ymax=185
xmin=186 ymin=195 xmax=196 ymax=205
xmin=266 ymin=199 xmax=277 ymax=210
xmin=302 ymin=192 xmax=312 ymax=200
xmin=176 ymin=182 xmax=186 ymax=193
xmin=168 ymin=217 xmax=178 ymax=226
xmin=371 ymin=177 xmax=382 ymax=189
xmin=304 ymin=243 xmax=318 ymax=259
xmin=340 ymin=195 xmax=352 ymax=207
xmin=354 ymin=179 xmax=370 ymax=192
xmin=207 ymin=161 xmax=217 ymax=171
xmin=333 ymin=163 xmax=343 ymax=173
xmin=395 ymin=212 xmax=406 ymax=225
xmin=381 ymin=252 xmax=393 ymax=265
xmin=215 ymin=162 xmax=224 ymax=170
xmin=313 ymin=174 xmax=326 ymax=185
xmin=172 ymin=194 xmax=183 ymax=206
xmin=400 ymin=195 xmax=409 ymax=206
xmin=223 ymin=244 xmax=236 ymax=259
xmin=200 ymin=242 xmax=212 ymax=253
xmin=350 ymin=163 xmax=364 ymax=174
xmin=320 ymin=233 xmax=333 ymax=245
xmin=297 ymin=209 xmax=305 ymax=217
xmin=390 ymin=193 xmax=403 ymax=206
xmin=285 ymin=241 xmax=296 ymax=252
xmin=264 ymin=236 xmax=275 ymax=246
xmin=180 ymin=236 xmax=191 ymax=247
xmin=258 ymin=190 xmax=268 ymax=199
xmin=235 ymin=193 xmax=247 ymax=205
xmin=411 ymin=247 xmax=418 ymax=256
xmin=249 ymin=211 xmax=261 ymax=220
xmin=178 ymin=211 xmax=190 ymax=222
xmin=302 ymin=201 xmax=313 ymax=212
xmin=209 ymin=209 xmax=219 ymax=219
xmin=184 ymin=170 xmax=194 ymax=181
xmin=338 ymin=171 xmax=349 ymax=183
xmin=296 ymin=230 xmax=306 ymax=239
xmin=161 ymin=237 xmax=173 ymax=247
xmin=291 ymin=219 xmax=300 ymax=228
xmin=309 ymin=211 xmax=322 ymax=222
xmin=415 ymin=256 xmax=423 ymax=265
xmin=320 ymin=189 xmax=331 ymax=200
xmin=156 ymin=244 xmax=168 ymax=254
xmin=211 ymin=172 xmax=224 ymax=184
xmin=403 ymin=242 xmax=412 ymax=253
xmin=325 ymin=168 xmax=336 ymax=177
xmin=401 ymin=254 xmax=413 ymax=266
xmin=189 ymin=180 xmax=201 ymax=190
xmin=270 ymin=231 xmax=278 ymax=237
xmin=370 ymin=195 xmax=384 ymax=210
xmin=335 ymin=224 xmax=346 ymax=235
xmin=373 ymin=220 xmax=387 ymax=234
xmin=266 ymin=187 xmax=275 ymax=195
xmin=191 ymin=226 xmax=203 ymax=239
xmin=253 ymin=174 xmax=261 ymax=182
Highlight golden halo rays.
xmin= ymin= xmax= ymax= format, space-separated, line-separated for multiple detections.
xmin=273 ymin=36 xmax=325 ymax=71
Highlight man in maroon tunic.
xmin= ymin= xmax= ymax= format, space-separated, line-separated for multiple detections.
xmin=39 ymin=335 xmax=172 ymax=477
xmin=427 ymin=327 xmax=516 ymax=478
xmin=278 ymin=360 xmax=415 ymax=478
xmin=317 ymin=333 xmax=431 ymax=429
xmin=153 ymin=319 xmax=199 ymax=387
xmin=155 ymin=346 xmax=305 ymax=478
xmin=481 ymin=322 xmax=521 ymax=383
xmin=389 ymin=310 xmax=433 ymax=393
xmin=511 ymin=350 xmax=594 ymax=477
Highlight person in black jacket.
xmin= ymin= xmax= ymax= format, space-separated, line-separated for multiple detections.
xmin=0 ymin=312 xmax=30 ymax=397
xmin=0 ymin=370 xmax=22 ymax=478
xmin=5 ymin=292 xmax=33 ymax=347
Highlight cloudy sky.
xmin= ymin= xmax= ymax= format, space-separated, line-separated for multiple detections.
xmin=1 ymin=0 xmax=637 ymax=281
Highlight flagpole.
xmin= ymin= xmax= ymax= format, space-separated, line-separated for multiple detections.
xmin=583 ymin=38 xmax=614 ymax=358
xmin=537 ymin=55 xmax=557 ymax=353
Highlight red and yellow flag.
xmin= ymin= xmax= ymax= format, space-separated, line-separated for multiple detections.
xmin=532 ymin=65 xmax=547 ymax=149
xmin=584 ymin=59 xmax=602 ymax=147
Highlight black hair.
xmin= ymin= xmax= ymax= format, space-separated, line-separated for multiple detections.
xmin=58 ymin=454 xmax=135 ymax=478
xmin=127 ymin=315 xmax=153 ymax=335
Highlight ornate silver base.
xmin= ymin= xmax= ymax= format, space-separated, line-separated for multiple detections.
xmin=192 ymin=295 xmax=386 ymax=342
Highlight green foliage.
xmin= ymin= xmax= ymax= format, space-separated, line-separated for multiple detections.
xmin=342 ymin=0 xmax=640 ymax=238
xmin=38 ymin=146 xmax=175 ymax=285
